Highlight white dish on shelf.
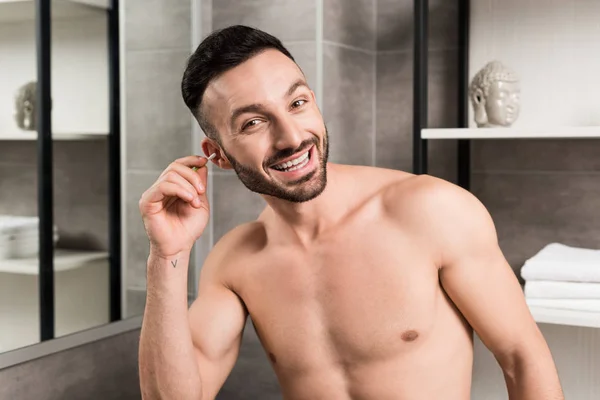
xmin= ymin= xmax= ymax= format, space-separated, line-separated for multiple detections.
xmin=0 ymin=215 xmax=59 ymax=259
xmin=0 ymin=232 xmax=59 ymax=260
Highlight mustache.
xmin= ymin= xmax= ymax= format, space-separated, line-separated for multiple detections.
xmin=266 ymin=138 xmax=318 ymax=166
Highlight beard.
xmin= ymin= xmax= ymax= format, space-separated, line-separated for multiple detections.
xmin=221 ymin=128 xmax=329 ymax=203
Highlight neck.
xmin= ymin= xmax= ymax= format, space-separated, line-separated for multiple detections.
xmin=261 ymin=163 xmax=352 ymax=244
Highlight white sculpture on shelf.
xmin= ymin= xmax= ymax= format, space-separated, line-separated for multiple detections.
xmin=14 ymin=81 xmax=37 ymax=131
xmin=469 ymin=61 xmax=520 ymax=128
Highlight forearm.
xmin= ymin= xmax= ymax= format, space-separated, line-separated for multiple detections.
xmin=502 ymin=347 xmax=563 ymax=400
xmin=139 ymin=251 xmax=202 ymax=400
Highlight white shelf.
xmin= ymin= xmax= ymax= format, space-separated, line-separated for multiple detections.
xmin=0 ymin=250 xmax=108 ymax=275
xmin=0 ymin=131 xmax=108 ymax=141
xmin=421 ymin=126 xmax=600 ymax=140
xmin=529 ymin=306 xmax=600 ymax=329
xmin=0 ymin=0 xmax=107 ymax=23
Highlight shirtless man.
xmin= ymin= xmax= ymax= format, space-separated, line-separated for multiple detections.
xmin=138 ymin=25 xmax=563 ymax=399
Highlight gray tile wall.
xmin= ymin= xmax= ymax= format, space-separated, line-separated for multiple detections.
xmin=0 ymin=329 xmax=141 ymax=400
xmin=376 ymin=0 xmax=458 ymax=182
xmin=124 ymin=0 xmax=194 ymax=317
xmin=322 ymin=0 xmax=376 ymax=166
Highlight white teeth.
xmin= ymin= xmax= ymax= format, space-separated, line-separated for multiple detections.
xmin=273 ymin=150 xmax=310 ymax=171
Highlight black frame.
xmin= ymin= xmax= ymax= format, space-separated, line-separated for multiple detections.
xmin=108 ymin=0 xmax=122 ymax=323
xmin=413 ymin=0 xmax=471 ymax=190
xmin=35 ymin=0 xmax=121 ymax=341
xmin=36 ymin=0 xmax=54 ymax=342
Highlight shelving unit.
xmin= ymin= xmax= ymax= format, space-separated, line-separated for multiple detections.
xmin=0 ymin=131 xmax=107 ymax=140
xmin=0 ymin=0 xmax=107 ymax=23
xmin=0 ymin=0 xmax=121 ymax=344
xmin=529 ymin=306 xmax=600 ymax=330
xmin=0 ymin=249 xmax=110 ymax=353
xmin=413 ymin=0 xmax=600 ymax=329
xmin=422 ymin=126 xmax=600 ymax=140
xmin=0 ymin=250 xmax=108 ymax=275
xmin=0 ymin=0 xmax=110 ymax=140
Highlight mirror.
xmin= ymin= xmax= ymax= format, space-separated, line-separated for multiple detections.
xmin=0 ymin=0 xmax=205 ymax=355
xmin=0 ymin=0 xmax=113 ymax=353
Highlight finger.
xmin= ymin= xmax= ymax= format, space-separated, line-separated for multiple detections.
xmin=161 ymin=170 xmax=199 ymax=199
xmin=161 ymin=172 xmax=207 ymax=209
xmin=162 ymin=162 xmax=206 ymax=194
xmin=173 ymin=154 xmax=213 ymax=169
xmin=192 ymin=153 xmax=216 ymax=171
xmin=143 ymin=181 xmax=194 ymax=205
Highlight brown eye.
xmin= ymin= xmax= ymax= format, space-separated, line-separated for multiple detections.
xmin=291 ymin=99 xmax=307 ymax=108
xmin=242 ymin=119 xmax=261 ymax=131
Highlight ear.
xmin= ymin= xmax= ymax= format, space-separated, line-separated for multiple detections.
xmin=471 ymin=88 xmax=489 ymax=127
xmin=472 ymin=88 xmax=484 ymax=106
xmin=201 ymin=137 xmax=233 ymax=170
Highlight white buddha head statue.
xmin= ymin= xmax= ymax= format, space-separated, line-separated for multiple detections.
xmin=469 ymin=61 xmax=520 ymax=128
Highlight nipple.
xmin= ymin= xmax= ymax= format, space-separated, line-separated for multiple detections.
xmin=401 ymin=330 xmax=419 ymax=342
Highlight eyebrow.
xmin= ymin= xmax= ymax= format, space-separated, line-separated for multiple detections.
xmin=229 ymin=79 xmax=310 ymax=130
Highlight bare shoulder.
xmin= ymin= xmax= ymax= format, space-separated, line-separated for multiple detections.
xmin=381 ymin=173 xmax=484 ymax=219
xmin=200 ymin=221 xmax=268 ymax=286
xmin=381 ymin=173 xmax=495 ymax=244
xmin=337 ymin=163 xmax=416 ymax=194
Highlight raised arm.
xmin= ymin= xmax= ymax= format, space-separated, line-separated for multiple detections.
xmin=421 ymin=176 xmax=563 ymax=399
xmin=187 ymin=232 xmax=249 ymax=400
xmin=140 ymin=236 xmax=248 ymax=400
xmin=137 ymin=155 xmax=247 ymax=400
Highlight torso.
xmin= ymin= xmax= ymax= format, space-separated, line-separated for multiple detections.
xmin=224 ymin=165 xmax=474 ymax=400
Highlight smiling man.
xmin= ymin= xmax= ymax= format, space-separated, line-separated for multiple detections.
xmin=137 ymin=25 xmax=563 ymax=400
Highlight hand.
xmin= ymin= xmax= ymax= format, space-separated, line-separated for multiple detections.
xmin=139 ymin=155 xmax=212 ymax=259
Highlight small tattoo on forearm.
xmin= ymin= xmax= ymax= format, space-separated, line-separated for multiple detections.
xmin=171 ymin=259 xmax=177 ymax=268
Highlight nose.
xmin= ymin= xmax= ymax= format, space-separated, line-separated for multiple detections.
xmin=271 ymin=113 xmax=304 ymax=151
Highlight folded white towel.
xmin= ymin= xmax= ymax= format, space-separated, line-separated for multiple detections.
xmin=526 ymin=298 xmax=600 ymax=313
xmin=525 ymin=281 xmax=600 ymax=299
xmin=520 ymin=243 xmax=600 ymax=283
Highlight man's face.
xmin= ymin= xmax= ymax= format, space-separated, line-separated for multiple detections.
xmin=485 ymin=80 xmax=520 ymax=126
xmin=203 ymin=49 xmax=329 ymax=203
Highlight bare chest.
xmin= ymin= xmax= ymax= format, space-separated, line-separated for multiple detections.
xmin=236 ymin=218 xmax=442 ymax=371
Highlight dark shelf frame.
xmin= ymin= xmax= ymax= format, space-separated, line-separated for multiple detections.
xmin=413 ymin=0 xmax=471 ymax=190
xmin=35 ymin=0 xmax=121 ymax=342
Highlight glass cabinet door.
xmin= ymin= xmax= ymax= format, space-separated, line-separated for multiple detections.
xmin=0 ymin=0 xmax=120 ymax=353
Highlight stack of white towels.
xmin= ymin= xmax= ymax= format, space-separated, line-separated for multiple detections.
xmin=521 ymin=243 xmax=600 ymax=313
xmin=0 ymin=215 xmax=58 ymax=260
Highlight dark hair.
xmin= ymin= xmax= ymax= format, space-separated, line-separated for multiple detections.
xmin=181 ymin=25 xmax=296 ymax=142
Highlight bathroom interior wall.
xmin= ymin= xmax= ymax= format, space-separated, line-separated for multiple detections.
xmin=123 ymin=0 xmax=195 ymax=317
xmin=1 ymin=1 xmax=598 ymax=399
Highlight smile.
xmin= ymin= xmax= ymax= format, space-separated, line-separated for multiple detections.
xmin=271 ymin=149 xmax=311 ymax=172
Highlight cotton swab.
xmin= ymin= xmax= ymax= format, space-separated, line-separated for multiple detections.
xmin=192 ymin=153 xmax=216 ymax=171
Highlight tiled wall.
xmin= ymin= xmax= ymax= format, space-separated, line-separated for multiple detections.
xmin=376 ymin=0 xmax=458 ymax=182
xmin=123 ymin=0 xmax=194 ymax=317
